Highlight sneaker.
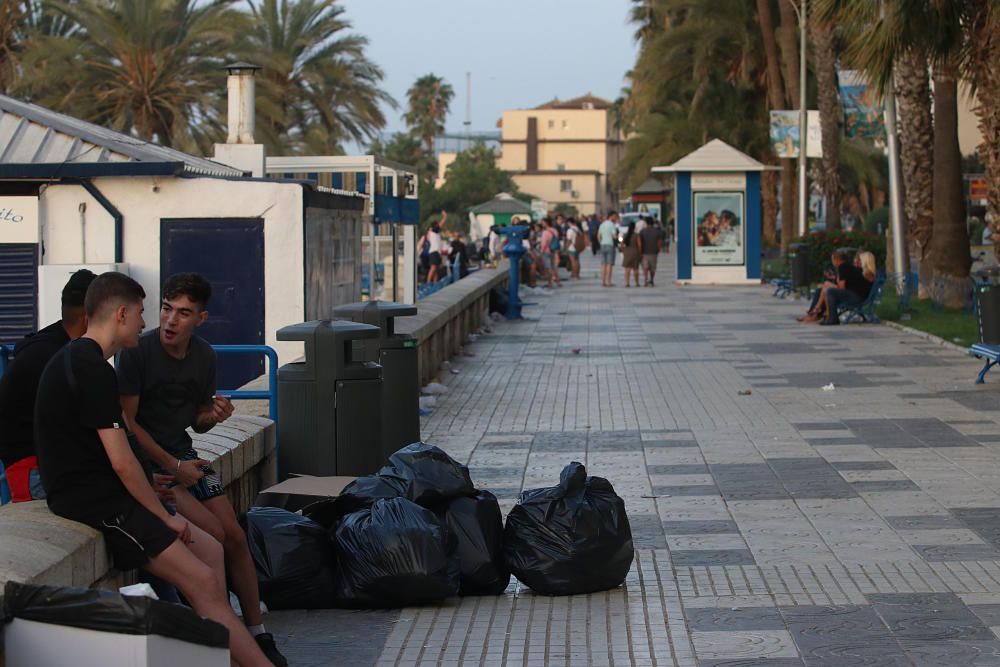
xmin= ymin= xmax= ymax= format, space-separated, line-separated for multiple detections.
xmin=254 ymin=632 xmax=288 ymax=667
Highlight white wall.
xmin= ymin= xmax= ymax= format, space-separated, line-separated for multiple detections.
xmin=40 ymin=176 xmax=306 ymax=363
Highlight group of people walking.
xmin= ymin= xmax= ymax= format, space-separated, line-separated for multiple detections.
xmin=596 ymin=212 xmax=670 ymax=288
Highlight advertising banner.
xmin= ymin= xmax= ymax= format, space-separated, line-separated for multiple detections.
xmin=838 ymin=70 xmax=886 ymax=142
xmin=693 ymin=192 xmax=744 ymax=266
xmin=769 ymin=110 xmax=822 ymax=158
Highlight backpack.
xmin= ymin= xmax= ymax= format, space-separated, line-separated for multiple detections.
xmin=549 ymin=232 xmax=560 ymax=252
xmin=573 ymin=229 xmax=586 ymax=252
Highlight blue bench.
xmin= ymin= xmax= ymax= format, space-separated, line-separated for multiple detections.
xmin=971 ymin=343 xmax=1000 ymax=384
xmin=770 ymin=278 xmax=793 ymax=298
xmin=838 ymin=275 xmax=886 ymax=324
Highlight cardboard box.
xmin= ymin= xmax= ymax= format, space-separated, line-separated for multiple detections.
xmin=254 ymin=475 xmax=357 ymax=512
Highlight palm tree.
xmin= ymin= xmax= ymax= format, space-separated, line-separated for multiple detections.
xmin=755 ymin=0 xmax=786 ymax=245
xmin=777 ymin=0 xmax=802 ymax=243
xmin=894 ymin=49 xmax=934 ymax=271
xmin=242 ymin=0 xmax=394 ymax=155
xmin=18 ymin=0 xmax=241 ymax=152
xmin=812 ymin=19 xmax=843 ymax=230
xmin=404 ymin=74 xmax=453 ymax=156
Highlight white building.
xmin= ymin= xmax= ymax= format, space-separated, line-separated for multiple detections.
xmin=0 ymin=87 xmax=366 ymax=388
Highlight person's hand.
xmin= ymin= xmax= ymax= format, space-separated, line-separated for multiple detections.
xmin=208 ymin=395 xmax=235 ymax=424
xmin=152 ymin=473 xmax=176 ymax=504
xmin=174 ymin=458 xmax=208 ymax=487
xmin=165 ymin=515 xmax=192 ymax=544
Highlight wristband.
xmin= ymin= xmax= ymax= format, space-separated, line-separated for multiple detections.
xmin=175 ymin=459 xmax=181 ymax=472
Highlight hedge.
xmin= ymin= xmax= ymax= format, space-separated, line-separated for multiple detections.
xmin=787 ymin=229 xmax=887 ymax=284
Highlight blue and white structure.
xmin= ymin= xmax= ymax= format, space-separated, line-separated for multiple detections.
xmin=653 ymin=139 xmax=777 ymax=285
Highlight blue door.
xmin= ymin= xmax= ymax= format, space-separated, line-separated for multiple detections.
xmin=160 ymin=218 xmax=265 ymax=390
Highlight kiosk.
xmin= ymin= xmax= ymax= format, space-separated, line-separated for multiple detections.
xmin=652 ymin=139 xmax=777 ymax=285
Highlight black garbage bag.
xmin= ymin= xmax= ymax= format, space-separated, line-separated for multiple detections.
xmin=302 ymin=470 xmax=408 ymax=529
xmin=504 ymin=462 xmax=633 ymax=596
xmin=332 ymin=497 xmax=459 ymax=607
xmin=489 ymin=286 xmax=509 ymax=315
xmin=3 ymin=581 xmax=229 ymax=647
xmin=241 ymin=507 xmax=337 ymax=610
xmin=387 ymin=442 xmax=475 ymax=507
xmin=442 ymin=490 xmax=510 ymax=595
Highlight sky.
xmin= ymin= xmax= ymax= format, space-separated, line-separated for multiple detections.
xmin=338 ymin=0 xmax=638 ymax=147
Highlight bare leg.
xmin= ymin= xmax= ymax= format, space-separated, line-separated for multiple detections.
xmin=202 ymin=496 xmax=266 ymax=627
xmin=145 ymin=540 xmax=270 ymax=667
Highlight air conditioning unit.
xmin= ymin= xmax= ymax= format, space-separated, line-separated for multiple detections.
xmin=570 ymin=190 xmax=580 ymax=199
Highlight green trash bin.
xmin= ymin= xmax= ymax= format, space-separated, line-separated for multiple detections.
xmin=276 ymin=320 xmax=383 ymax=479
xmin=977 ymin=283 xmax=1000 ymax=344
xmin=334 ymin=301 xmax=420 ymax=462
xmin=789 ymin=243 xmax=810 ymax=289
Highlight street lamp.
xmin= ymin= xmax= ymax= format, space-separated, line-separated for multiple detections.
xmin=786 ymin=0 xmax=809 ymax=238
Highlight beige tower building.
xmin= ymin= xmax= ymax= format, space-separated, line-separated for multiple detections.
xmin=497 ymin=95 xmax=624 ymax=215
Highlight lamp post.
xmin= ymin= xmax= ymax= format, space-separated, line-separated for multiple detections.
xmin=797 ymin=0 xmax=808 ymax=238
xmin=882 ymin=3 xmax=909 ymax=285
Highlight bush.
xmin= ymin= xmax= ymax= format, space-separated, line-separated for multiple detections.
xmin=863 ymin=207 xmax=889 ymax=235
xmin=788 ymin=228 xmax=887 ymax=284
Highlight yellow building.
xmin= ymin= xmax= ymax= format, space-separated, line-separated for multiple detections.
xmin=497 ymin=95 xmax=624 ymax=215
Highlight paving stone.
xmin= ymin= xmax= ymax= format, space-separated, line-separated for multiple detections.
xmin=662 ymin=520 xmax=741 ymax=535
xmin=868 ymin=593 xmax=996 ymax=641
xmin=671 ymin=550 xmax=757 ymax=566
xmin=686 ymin=606 xmax=786 ymax=631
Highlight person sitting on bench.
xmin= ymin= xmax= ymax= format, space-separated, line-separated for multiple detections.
xmin=116 ymin=273 xmax=286 ymax=667
xmin=819 ymin=249 xmax=875 ymax=326
xmin=0 ymin=269 xmax=96 ymax=501
xmin=34 ymin=271 xmax=274 ymax=667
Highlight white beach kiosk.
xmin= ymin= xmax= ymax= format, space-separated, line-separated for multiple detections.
xmin=653 ymin=139 xmax=776 ymax=285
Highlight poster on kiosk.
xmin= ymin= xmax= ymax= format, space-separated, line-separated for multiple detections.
xmin=652 ymin=139 xmax=777 ymax=285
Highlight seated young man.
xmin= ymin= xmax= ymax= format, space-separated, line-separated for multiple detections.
xmin=819 ymin=249 xmax=873 ymax=325
xmin=34 ymin=272 xmax=273 ymax=667
xmin=0 ymin=269 xmax=96 ymax=501
xmin=116 ymin=273 xmax=286 ymax=667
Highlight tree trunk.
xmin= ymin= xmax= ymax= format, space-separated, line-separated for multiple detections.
xmin=780 ymin=164 xmax=796 ymax=251
xmin=894 ymin=48 xmax=934 ymax=296
xmin=927 ymin=60 xmax=971 ymax=308
xmin=778 ymin=0 xmax=800 ymax=237
xmin=755 ymin=0 xmax=786 ymax=249
xmin=811 ymin=19 xmax=842 ymax=230
xmin=970 ymin=16 xmax=1000 ymax=262
xmin=762 ymin=169 xmax=778 ymax=246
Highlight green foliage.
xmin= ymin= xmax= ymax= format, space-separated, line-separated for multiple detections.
xmin=369 ymin=131 xmax=436 ymax=184
xmin=14 ymin=0 xmax=393 ymax=155
xmin=420 ymin=141 xmax=517 ymax=230
xmin=404 ymin=73 xmax=453 ymax=154
xmin=553 ymin=203 xmax=579 ymax=219
xmin=863 ymin=207 xmax=889 ymax=234
xmin=876 ymin=284 xmax=979 ymax=347
xmin=788 ymin=229 xmax=887 ymax=284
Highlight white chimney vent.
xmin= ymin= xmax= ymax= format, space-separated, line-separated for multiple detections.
xmin=225 ymin=62 xmax=260 ymax=144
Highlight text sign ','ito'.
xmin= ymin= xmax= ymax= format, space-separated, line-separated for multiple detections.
xmin=0 ymin=196 xmax=39 ymax=244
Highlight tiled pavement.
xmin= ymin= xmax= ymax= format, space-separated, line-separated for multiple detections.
xmin=269 ymin=253 xmax=1000 ymax=666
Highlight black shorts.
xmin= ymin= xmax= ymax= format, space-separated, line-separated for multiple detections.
xmin=429 ymin=252 xmax=442 ymax=267
xmin=98 ymin=503 xmax=177 ymax=570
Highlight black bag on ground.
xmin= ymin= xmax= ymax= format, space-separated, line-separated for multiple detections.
xmin=303 ymin=471 xmax=408 ymax=529
xmin=241 ymin=507 xmax=337 ymax=610
xmin=504 ymin=462 xmax=633 ymax=596
xmin=489 ymin=286 xmax=509 ymax=314
xmin=442 ymin=490 xmax=510 ymax=595
xmin=387 ymin=442 xmax=475 ymax=507
xmin=332 ymin=497 xmax=459 ymax=607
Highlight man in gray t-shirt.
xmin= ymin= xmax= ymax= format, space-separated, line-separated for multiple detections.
xmin=638 ymin=222 xmax=664 ymax=287
xmin=116 ymin=273 xmax=286 ymax=666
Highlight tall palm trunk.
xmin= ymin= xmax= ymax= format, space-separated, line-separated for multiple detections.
xmin=812 ymin=19 xmax=842 ymax=230
xmin=778 ymin=0 xmax=801 ymax=246
xmin=926 ymin=59 xmax=970 ymax=308
xmin=968 ymin=6 xmax=1000 ymax=261
xmin=756 ymin=0 xmax=785 ymax=247
xmin=894 ymin=49 xmax=934 ymax=295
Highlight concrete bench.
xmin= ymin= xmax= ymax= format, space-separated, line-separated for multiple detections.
xmin=0 ymin=416 xmax=276 ymax=618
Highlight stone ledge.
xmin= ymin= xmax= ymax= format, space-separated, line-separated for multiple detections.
xmin=0 ymin=416 xmax=275 ymax=615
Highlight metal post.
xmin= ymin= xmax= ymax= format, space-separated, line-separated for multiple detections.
xmin=391 ymin=222 xmax=399 ymax=302
xmin=884 ymin=64 xmax=910 ymax=285
xmin=797 ymin=0 xmax=808 ymax=238
xmin=500 ymin=225 xmax=528 ymax=319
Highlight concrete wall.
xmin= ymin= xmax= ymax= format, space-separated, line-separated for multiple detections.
xmin=40 ymin=177 xmax=309 ymax=362
xmin=500 ymin=108 xmax=612 ymax=142
xmin=511 ymin=173 xmax=602 ymax=215
xmin=397 ymin=266 xmax=507 ymax=385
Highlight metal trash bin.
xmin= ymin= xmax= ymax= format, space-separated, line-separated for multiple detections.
xmin=334 ymin=301 xmax=420 ymax=462
xmin=276 ymin=320 xmax=383 ymax=478
xmin=976 ymin=272 xmax=1000 ymax=344
xmin=789 ymin=243 xmax=810 ymax=289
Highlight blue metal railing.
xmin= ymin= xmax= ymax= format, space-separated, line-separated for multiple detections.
xmin=211 ymin=345 xmax=279 ymax=424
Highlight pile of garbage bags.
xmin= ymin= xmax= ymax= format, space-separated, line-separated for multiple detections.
xmin=244 ymin=443 xmax=633 ymax=609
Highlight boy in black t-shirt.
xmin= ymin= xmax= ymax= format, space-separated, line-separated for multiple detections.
xmin=117 ymin=273 xmax=286 ymax=667
xmin=34 ymin=272 xmax=272 ymax=667
xmin=819 ymin=250 xmax=869 ymax=325
xmin=0 ymin=269 xmax=95 ymax=501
